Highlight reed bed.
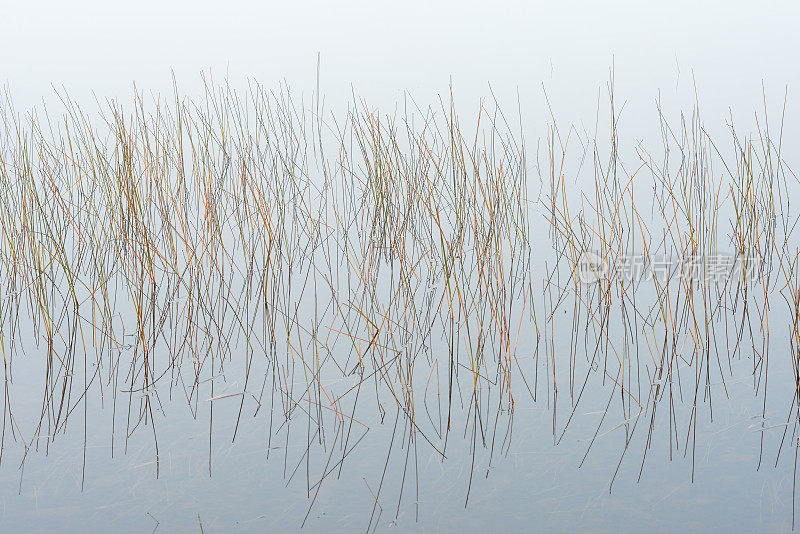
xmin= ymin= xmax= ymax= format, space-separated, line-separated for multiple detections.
xmin=0 ymin=75 xmax=798 ymax=527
